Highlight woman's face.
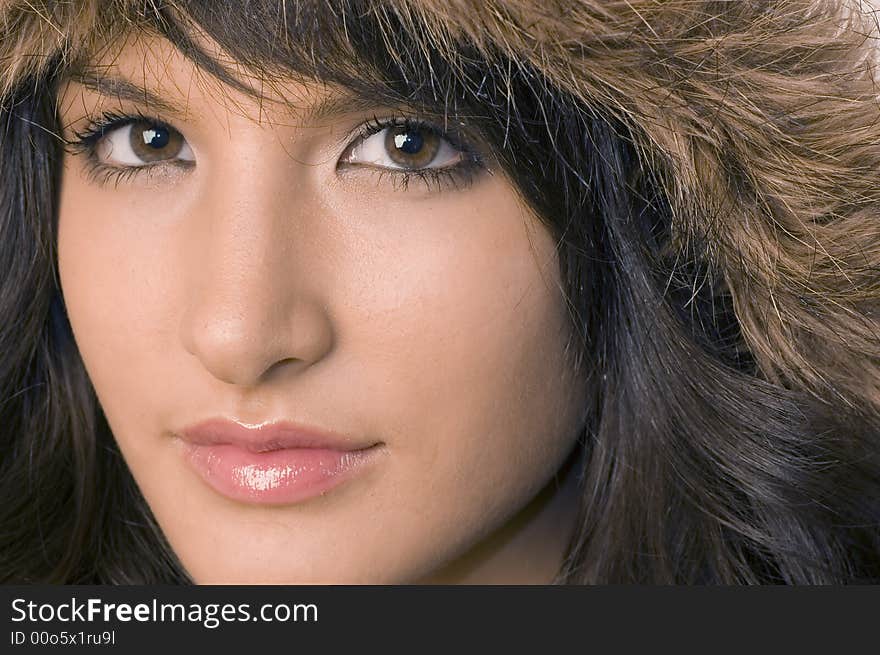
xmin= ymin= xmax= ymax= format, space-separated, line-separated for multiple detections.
xmin=56 ymin=34 xmax=587 ymax=583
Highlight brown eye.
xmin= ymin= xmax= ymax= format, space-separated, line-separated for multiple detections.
xmin=128 ymin=121 xmax=185 ymax=162
xmin=383 ymin=126 xmax=441 ymax=168
xmin=94 ymin=120 xmax=195 ymax=167
xmin=345 ymin=121 xmax=464 ymax=171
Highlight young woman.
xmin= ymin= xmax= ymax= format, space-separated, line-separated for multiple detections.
xmin=1 ymin=0 xmax=878 ymax=584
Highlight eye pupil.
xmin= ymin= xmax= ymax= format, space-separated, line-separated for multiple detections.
xmin=141 ymin=127 xmax=170 ymax=149
xmin=393 ymin=130 xmax=424 ymax=155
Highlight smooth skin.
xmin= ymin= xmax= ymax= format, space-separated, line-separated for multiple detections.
xmin=56 ymin=33 xmax=587 ymax=584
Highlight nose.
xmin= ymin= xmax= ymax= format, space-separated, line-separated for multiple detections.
xmin=179 ymin=167 xmax=335 ymax=387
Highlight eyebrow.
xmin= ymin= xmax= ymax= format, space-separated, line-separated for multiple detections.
xmin=70 ymin=72 xmax=184 ymax=116
xmin=68 ymin=71 xmax=397 ymax=126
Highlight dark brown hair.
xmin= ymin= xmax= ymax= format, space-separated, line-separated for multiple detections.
xmin=1 ymin=0 xmax=879 ymax=583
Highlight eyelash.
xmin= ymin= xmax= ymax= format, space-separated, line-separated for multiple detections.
xmin=65 ymin=111 xmax=486 ymax=192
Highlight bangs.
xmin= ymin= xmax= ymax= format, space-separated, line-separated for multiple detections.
xmin=69 ymin=0 xmax=527 ymax=127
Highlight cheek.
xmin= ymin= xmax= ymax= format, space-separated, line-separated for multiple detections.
xmin=363 ymin=210 xmax=576 ymax=465
xmin=322 ymin=191 xmax=585 ymax=570
xmin=57 ymin=163 xmax=181 ymax=422
xmin=374 ymin=280 xmax=581 ymax=569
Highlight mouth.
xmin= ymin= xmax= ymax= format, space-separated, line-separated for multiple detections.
xmin=174 ymin=418 xmax=383 ymax=505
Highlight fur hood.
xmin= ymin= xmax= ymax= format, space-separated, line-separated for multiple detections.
xmin=2 ymin=0 xmax=879 ymax=414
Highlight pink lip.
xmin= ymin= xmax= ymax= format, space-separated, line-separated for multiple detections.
xmin=176 ymin=419 xmax=382 ymax=505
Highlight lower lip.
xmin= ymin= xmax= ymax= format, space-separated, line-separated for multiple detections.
xmin=181 ymin=442 xmax=381 ymax=505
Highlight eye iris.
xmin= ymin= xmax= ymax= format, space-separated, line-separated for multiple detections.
xmin=384 ymin=126 xmax=440 ymax=168
xmin=129 ymin=121 xmax=183 ymax=162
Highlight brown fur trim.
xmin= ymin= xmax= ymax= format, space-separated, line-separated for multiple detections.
xmin=1 ymin=1 xmax=94 ymax=97
xmin=3 ymin=0 xmax=880 ymax=412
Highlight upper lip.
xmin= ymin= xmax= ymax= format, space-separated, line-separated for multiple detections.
xmin=177 ymin=418 xmax=376 ymax=453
